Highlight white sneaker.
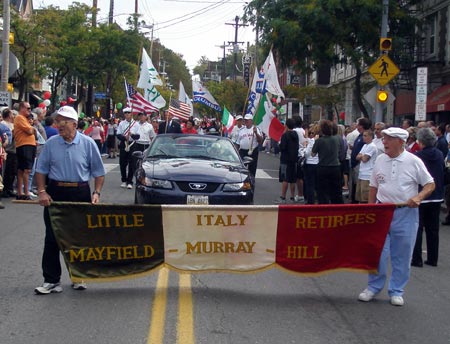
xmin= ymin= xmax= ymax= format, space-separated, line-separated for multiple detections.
xmin=28 ymin=191 xmax=37 ymax=199
xmin=127 ymin=184 xmax=133 ymax=189
xmin=34 ymin=282 xmax=63 ymax=295
xmin=390 ymin=295 xmax=404 ymax=306
xmin=71 ymin=281 xmax=87 ymax=290
xmin=358 ymin=288 xmax=376 ymax=302
xmin=120 ymin=182 xmax=127 ymax=188
xmin=294 ymin=195 xmax=304 ymax=202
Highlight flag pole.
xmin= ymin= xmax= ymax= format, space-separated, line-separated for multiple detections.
xmin=135 ymin=44 xmax=144 ymax=87
xmin=123 ymin=77 xmax=133 ymax=113
xmin=241 ymin=67 xmax=255 ymax=116
xmin=165 ymin=94 xmax=172 ymax=133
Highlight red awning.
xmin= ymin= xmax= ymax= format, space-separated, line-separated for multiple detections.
xmin=394 ymin=91 xmax=415 ymax=116
xmin=427 ymin=84 xmax=450 ymax=113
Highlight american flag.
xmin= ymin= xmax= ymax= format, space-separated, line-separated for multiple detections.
xmin=168 ymin=98 xmax=191 ymax=121
xmin=125 ymin=81 xmax=159 ymax=114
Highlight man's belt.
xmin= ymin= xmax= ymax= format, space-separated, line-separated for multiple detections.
xmin=49 ymin=180 xmax=89 ymax=187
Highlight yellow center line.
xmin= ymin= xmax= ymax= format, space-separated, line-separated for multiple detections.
xmin=177 ymin=273 xmax=195 ymax=344
xmin=147 ymin=268 xmax=169 ymax=344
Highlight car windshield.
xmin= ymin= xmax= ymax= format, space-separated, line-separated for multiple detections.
xmin=146 ymin=135 xmax=241 ymax=163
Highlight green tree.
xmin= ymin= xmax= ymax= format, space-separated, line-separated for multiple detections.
xmin=244 ymin=0 xmax=420 ymax=117
xmin=34 ymin=4 xmax=93 ymax=110
xmin=193 ymin=56 xmax=209 ymax=78
xmin=10 ymin=11 xmax=44 ymax=101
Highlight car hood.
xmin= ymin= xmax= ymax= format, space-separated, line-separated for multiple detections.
xmin=142 ymin=158 xmax=249 ymax=183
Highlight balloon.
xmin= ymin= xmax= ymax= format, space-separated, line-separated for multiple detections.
xmin=43 ymin=99 xmax=51 ymax=106
xmin=339 ymin=112 xmax=345 ymax=120
xmin=67 ymin=97 xmax=75 ymax=104
xmin=60 ymin=101 xmax=67 ymax=107
xmin=116 ymin=102 xmax=123 ymax=110
xmin=38 ymin=102 xmax=46 ymax=109
xmin=43 ymin=91 xmax=51 ymax=100
xmin=79 ymin=112 xmax=85 ymax=119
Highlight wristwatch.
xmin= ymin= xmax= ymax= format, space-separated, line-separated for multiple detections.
xmin=92 ymin=191 xmax=101 ymax=196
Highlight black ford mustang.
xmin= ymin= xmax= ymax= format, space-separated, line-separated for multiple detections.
xmin=133 ymin=134 xmax=255 ymax=205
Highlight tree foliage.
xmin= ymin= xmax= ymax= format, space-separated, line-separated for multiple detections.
xmin=8 ymin=4 xmax=191 ymax=115
xmin=244 ymin=0 xmax=420 ymax=117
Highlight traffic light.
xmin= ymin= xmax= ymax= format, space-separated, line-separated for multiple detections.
xmin=380 ymin=38 xmax=392 ymax=51
xmin=377 ymin=89 xmax=389 ymax=103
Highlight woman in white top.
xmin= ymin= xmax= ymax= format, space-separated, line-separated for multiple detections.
xmin=302 ymin=123 xmax=320 ymax=204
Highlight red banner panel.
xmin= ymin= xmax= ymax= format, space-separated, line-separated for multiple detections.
xmin=276 ymin=204 xmax=395 ymax=274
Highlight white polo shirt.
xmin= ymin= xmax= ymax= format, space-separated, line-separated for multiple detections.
xmin=370 ymin=150 xmax=434 ymax=204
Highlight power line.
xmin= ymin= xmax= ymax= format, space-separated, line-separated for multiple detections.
xmin=154 ymin=0 xmax=230 ymax=29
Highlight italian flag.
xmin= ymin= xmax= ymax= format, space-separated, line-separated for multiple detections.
xmin=253 ymin=93 xmax=285 ymax=142
xmin=221 ymin=106 xmax=235 ymax=132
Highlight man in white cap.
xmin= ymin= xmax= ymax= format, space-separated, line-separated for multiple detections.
xmin=34 ymin=105 xmax=105 ymax=294
xmin=230 ymin=114 xmax=244 ymax=146
xmin=236 ymin=113 xmax=263 ymax=176
xmin=358 ymin=126 xmax=435 ymax=306
xmin=116 ymin=107 xmax=136 ymax=189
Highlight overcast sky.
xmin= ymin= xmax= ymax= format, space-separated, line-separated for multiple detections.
xmin=35 ymin=0 xmax=255 ymax=73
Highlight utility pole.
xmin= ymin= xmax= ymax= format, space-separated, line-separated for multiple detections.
xmin=1 ymin=0 xmax=10 ymax=92
xmin=105 ymin=0 xmax=115 ymax=118
xmin=134 ymin=0 xmax=139 ymax=31
xmin=226 ymin=16 xmax=247 ymax=81
xmin=374 ymin=0 xmax=389 ymax=123
xmin=86 ymin=0 xmax=98 ymax=117
xmin=215 ymin=41 xmax=230 ymax=81
xmin=109 ymin=0 xmax=114 ymax=24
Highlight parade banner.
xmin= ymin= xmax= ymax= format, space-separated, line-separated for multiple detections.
xmin=162 ymin=205 xmax=278 ymax=271
xmin=49 ymin=203 xmax=165 ymax=282
xmin=276 ymin=204 xmax=395 ymax=274
xmin=48 ymin=203 xmax=395 ymax=282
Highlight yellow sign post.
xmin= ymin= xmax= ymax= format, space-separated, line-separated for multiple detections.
xmin=368 ymin=54 xmax=400 ymax=86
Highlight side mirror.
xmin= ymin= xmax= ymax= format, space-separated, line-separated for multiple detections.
xmin=132 ymin=151 xmax=144 ymax=160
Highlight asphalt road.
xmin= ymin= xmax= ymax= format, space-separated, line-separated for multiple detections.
xmin=1 ymin=152 xmax=450 ymax=344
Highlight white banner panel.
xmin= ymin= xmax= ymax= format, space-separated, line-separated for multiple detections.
xmin=162 ymin=205 xmax=278 ymax=271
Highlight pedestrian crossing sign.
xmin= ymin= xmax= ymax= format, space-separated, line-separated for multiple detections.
xmin=368 ymin=54 xmax=400 ymax=86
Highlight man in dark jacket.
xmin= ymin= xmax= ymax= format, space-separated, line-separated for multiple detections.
xmin=158 ymin=110 xmax=182 ymax=134
xmin=274 ymin=118 xmax=299 ymax=203
xmin=412 ymin=128 xmax=445 ymax=267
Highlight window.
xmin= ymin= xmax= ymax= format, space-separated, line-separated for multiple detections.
xmin=427 ymin=14 xmax=437 ymax=56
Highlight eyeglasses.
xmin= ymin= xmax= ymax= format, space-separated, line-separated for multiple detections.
xmin=26 ymin=107 xmax=31 ymax=110
xmin=54 ymin=119 xmax=68 ymax=126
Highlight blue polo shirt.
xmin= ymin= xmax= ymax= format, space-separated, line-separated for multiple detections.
xmin=0 ymin=122 xmax=12 ymax=143
xmin=36 ymin=131 xmax=105 ymax=182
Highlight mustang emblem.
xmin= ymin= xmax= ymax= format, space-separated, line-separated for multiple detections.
xmin=189 ymin=183 xmax=207 ymax=191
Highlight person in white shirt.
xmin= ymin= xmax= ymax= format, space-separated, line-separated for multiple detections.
xmin=372 ymin=122 xmax=385 ymax=156
xmin=116 ymin=108 xmax=136 ymax=189
xmin=230 ymin=115 xmax=244 ymax=145
xmin=355 ymin=129 xmax=377 ymax=203
xmin=302 ymin=123 xmax=319 ymax=204
xmin=130 ymin=112 xmax=155 ymax=152
xmin=236 ymin=114 xmax=263 ymax=176
xmin=293 ymin=116 xmax=306 ymax=202
xmin=358 ymin=127 xmax=435 ymax=307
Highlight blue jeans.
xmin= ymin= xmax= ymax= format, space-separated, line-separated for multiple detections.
xmin=367 ymin=207 xmax=419 ymax=296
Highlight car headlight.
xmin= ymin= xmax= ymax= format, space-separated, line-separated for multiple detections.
xmin=223 ymin=181 xmax=252 ymax=192
xmin=142 ymin=177 xmax=173 ymax=189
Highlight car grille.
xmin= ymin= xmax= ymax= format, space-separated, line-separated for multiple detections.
xmin=177 ymin=182 xmax=220 ymax=193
